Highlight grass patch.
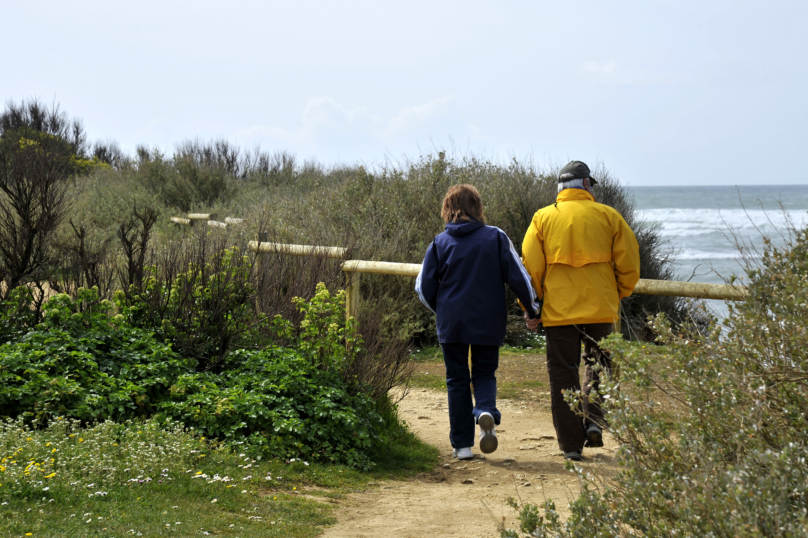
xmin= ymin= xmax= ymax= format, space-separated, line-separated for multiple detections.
xmin=408 ymin=346 xmax=552 ymax=403
xmin=0 ymin=412 xmax=438 ymax=538
xmin=497 ymin=379 xmax=547 ymax=401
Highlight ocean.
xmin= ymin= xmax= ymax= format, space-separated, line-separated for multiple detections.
xmin=630 ymin=185 xmax=808 ymax=317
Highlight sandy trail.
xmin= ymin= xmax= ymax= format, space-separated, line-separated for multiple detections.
xmin=322 ymin=387 xmax=619 ymax=538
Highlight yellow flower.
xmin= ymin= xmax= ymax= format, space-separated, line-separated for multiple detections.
xmin=78 ymin=438 xmax=84 ymax=443
xmin=26 ymin=533 xmax=32 ymax=536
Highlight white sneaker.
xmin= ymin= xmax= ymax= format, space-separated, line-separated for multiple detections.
xmin=452 ymin=447 xmax=474 ymax=460
xmin=478 ymin=412 xmax=498 ymax=454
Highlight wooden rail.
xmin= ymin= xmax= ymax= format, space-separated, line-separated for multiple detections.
xmin=171 ymin=214 xmax=244 ymax=229
xmin=248 ymin=240 xmax=347 ymax=259
xmin=337 ymin=259 xmax=749 ymax=320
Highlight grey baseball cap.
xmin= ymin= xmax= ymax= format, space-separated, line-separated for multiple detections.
xmin=558 ymin=161 xmax=598 ymax=185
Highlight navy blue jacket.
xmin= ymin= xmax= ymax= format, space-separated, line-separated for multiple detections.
xmin=415 ymin=220 xmax=541 ymax=346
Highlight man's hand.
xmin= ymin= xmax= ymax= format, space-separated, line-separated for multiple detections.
xmin=524 ymin=311 xmax=541 ymax=331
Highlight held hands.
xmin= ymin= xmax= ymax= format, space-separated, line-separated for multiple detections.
xmin=524 ymin=311 xmax=541 ymax=331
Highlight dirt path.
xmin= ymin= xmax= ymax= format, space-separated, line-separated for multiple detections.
xmin=322 ymin=382 xmax=619 ymax=537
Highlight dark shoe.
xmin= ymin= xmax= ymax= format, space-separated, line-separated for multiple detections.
xmin=478 ymin=412 xmax=498 ymax=454
xmin=563 ymin=450 xmax=583 ymax=461
xmin=584 ymin=424 xmax=604 ymax=448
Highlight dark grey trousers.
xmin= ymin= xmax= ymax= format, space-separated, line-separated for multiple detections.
xmin=544 ymin=323 xmax=613 ymax=452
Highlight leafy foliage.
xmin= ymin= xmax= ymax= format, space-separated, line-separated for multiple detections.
xmin=0 ymin=288 xmax=190 ymax=423
xmin=0 ymin=285 xmax=385 ymax=468
xmin=117 ymin=245 xmax=264 ymax=370
xmin=160 ymin=347 xmax=379 ymax=469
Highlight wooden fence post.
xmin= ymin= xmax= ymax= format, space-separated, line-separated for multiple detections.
xmin=255 ymin=232 xmax=268 ymax=313
xmin=345 ymin=271 xmax=360 ymax=322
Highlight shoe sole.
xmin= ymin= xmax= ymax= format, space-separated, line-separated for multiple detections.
xmin=478 ymin=414 xmax=498 ymax=454
xmin=585 ymin=428 xmax=604 ymax=448
xmin=564 ymin=453 xmax=583 ymax=462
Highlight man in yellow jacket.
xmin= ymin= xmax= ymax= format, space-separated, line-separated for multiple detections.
xmin=522 ymin=161 xmax=640 ymax=461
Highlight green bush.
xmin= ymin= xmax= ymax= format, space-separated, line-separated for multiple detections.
xmin=0 ymin=284 xmax=384 ymax=468
xmin=0 ymin=288 xmax=191 ymax=423
xmin=160 ymin=347 xmax=379 ymax=470
xmin=118 ymin=245 xmax=264 ymax=370
xmin=158 ymin=284 xmax=382 ymax=469
xmin=501 ymin=225 xmax=808 ymax=536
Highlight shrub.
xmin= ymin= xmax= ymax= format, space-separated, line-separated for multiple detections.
xmin=117 ymin=238 xmax=265 ymax=370
xmin=0 ymin=128 xmax=73 ymax=299
xmin=0 ymin=284 xmax=389 ymax=468
xmin=160 ymin=347 xmax=379 ymax=469
xmin=500 ymin=222 xmax=808 ymax=536
xmin=153 ymin=284 xmax=386 ymax=469
xmin=0 ymin=99 xmax=87 ymax=158
xmin=0 ymin=286 xmax=38 ymax=345
xmin=0 ymin=288 xmax=190 ymax=423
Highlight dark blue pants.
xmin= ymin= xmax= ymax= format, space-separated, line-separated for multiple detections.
xmin=441 ymin=342 xmax=501 ymax=449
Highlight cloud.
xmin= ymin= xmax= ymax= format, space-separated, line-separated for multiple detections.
xmin=301 ymin=97 xmax=367 ymax=133
xmin=581 ymin=61 xmax=617 ymax=75
xmin=381 ymin=96 xmax=454 ymax=141
xmin=239 ymin=96 xmax=454 ymax=147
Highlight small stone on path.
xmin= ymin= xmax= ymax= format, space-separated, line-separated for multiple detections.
xmin=462 ymin=479 xmax=475 ymax=485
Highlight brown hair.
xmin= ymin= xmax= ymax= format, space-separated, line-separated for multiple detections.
xmin=441 ymin=184 xmax=485 ymax=224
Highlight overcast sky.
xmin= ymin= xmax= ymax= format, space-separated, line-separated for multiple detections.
xmin=4 ymin=0 xmax=807 ymax=186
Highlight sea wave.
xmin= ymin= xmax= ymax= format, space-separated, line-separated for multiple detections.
xmin=673 ymin=248 xmax=744 ymax=261
xmin=636 ymin=208 xmax=807 ymax=238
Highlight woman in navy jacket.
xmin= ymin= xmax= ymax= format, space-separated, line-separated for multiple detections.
xmin=415 ymin=184 xmax=541 ymax=459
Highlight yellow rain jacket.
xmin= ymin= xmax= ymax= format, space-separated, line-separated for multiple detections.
xmin=521 ymin=188 xmax=640 ymax=327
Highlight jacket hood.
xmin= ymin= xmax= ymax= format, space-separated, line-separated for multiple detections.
xmin=445 ymin=219 xmax=484 ymax=237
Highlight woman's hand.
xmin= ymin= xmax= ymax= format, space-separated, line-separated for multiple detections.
xmin=524 ymin=311 xmax=541 ymax=331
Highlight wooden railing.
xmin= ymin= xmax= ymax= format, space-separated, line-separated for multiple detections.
xmin=245 ymin=240 xmax=750 ymax=324
xmin=170 ymin=211 xmax=748 ymax=331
